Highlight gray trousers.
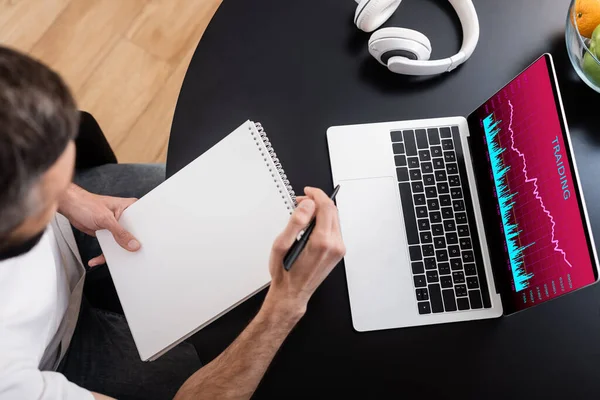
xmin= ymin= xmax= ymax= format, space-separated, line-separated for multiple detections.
xmin=58 ymin=164 xmax=201 ymax=400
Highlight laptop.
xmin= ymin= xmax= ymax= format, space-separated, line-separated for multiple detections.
xmin=327 ymin=54 xmax=600 ymax=332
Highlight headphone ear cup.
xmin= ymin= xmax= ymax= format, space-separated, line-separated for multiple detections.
xmin=368 ymin=27 xmax=432 ymax=66
xmin=355 ymin=0 xmax=403 ymax=32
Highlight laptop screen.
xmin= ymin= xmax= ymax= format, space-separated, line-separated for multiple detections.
xmin=467 ymin=55 xmax=597 ymax=313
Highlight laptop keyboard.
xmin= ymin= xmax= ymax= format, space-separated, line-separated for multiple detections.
xmin=391 ymin=126 xmax=491 ymax=315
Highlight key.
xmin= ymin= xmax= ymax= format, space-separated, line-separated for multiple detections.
xmin=397 ymin=167 xmax=409 ymax=182
xmin=440 ymin=127 xmax=452 ymax=138
xmin=429 ymin=211 xmax=441 ymax=224
xmin=393 ymin=143 xmax=406 ymax=155
xmin=428 ymin=284 xmax=444 ymax=313
xmin=412 ymin=261 xmax=424 ymax=274
xmin=457 ymin=297 xmax=470 ymax=310
xmin=427 ymin=128 xmax=441 ymax=145
xmin=433 ymin=158 xmax=445 ymax=170
xmin=435 ymin=250 xmax=448 ymax=262
xmin=442 ymin=289 xmax=457 ymax=312
xmin=455 ymin=284 xmax=468 ymax=297
xmin=462 ymin=250 xmax=474 ymax=263
xmin=408 ymin=156 xmax=420 ymax=168
xmin=438 ymin=262 xmax=450 ymax=275
xmin=468 ymin=290 xmax=483 ymax=309
xmin=410 ymin=169 xmax=422 ymax=180
xmin=425 ymin=186 xmax=437 ymax=198
xmin=415 ymin=129 xmax=428 ymax=149
xmin=444 ymin=152 xmax=456 ymax=162
xmin=391 ymin=131 xmax=404 ymax=142
xmin=441 ymin=275 xmax=453 ymax=288
xmin=464 ymin=263 xmax=477 ymax=276
xmin=446 ymin=163 xmax=458 ymax=174
xmin=421 ymin=162 xmax=433 ymax=174
xmin=427 ymin=199 xmax=439 ymax=211
xmin=452 ymin=271 xmax=465 ymax=284
xmin=426 ymin=270 xmax=439 ymax=283
xmin=440 ymin=194 xmax=451 ymax=206
xmin=420 ymin=231 xmax=432 ymax=243
xmin=459 ymin=237 xmax=472 ymax=249
xmin=412 ymin=181 xmax=424 ymax=193
xmin=467 ymin=276 xmax=479 ymax=289
xmin=398 ymin=183 xmax=420 ymax=245
xmin=449 ymin=175 xmax=461 ymax=187
xmin=434 ymin=236 xmax=446 ymax=249
xmin=423 ymin=174 xmax=435 ymax=186
xmin=448 ymin=245 xmax=460 ymax=258
xmin=453 ymin=200 xmax=465 ymax=212
xmin=442 ymin=139 xmax=454 ymax=150
xmin=444 ymin=220 xmax=456 ymax=231
xmin=441 ymin=207 xmax=453 ymax=219
xmin=409 ymin=245 xmax=422 ymax=261
xmin=450 ymin=258 xmax=462 ymax=271
xmin=416 ymin=206 xmax=428 ymax=218
xmin=446 ymin=232 xmax=458 ymax=244
xmin=418 ymin=219 xmax=430 ymax=231
xmin=395 ymin=155 xmax=407 ymax=168
xmin=403 ymin=130 xmax=417 ymax=156
xmin=416 ymin=288 xmax=429 ymax=301
xmin=435 ymin=170 xmax=447 ymax=181
xmin=450 ymin=187 xmax=462 ymax=199
xmin=419 ymin=150 xmax=431 ymax=162
xmin=418 ymin=301 xmax=431 ymax=314
xmin=422 ymin=244 xmax=434 ymax=257
xmin=414 ymin=193 xmax=426 ymax=205
xmin=457 ymin=224 xmax=469 ymax=237
xmin=424 ymin=257 xmax=436 ymax=270
xmin=437 ymin=183 xmax=449 ymax=194
xmin=432 ymin=223 xmax=444 ymax=236
xmin=414 ymin=274 xmax=426 ymax=287
xmin=455 ymin=212 xmax=467 ymax=224
xmin=430 ymin=146 xmax=443 ymax=158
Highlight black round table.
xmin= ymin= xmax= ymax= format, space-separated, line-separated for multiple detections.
xmin=168 ymin=0 xmax=600 ymax=398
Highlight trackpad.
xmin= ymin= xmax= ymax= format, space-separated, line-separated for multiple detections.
xmin=336 ymin=177 xmax=415 ymax=331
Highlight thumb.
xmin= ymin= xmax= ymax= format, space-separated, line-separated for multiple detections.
xmin=103 ymin=214 xmax=140 ymax=252
xmin=272 ymin=199 xmax=315 ymax=257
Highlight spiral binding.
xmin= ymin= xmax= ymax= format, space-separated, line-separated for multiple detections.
xmin=250 ymin=122 xmax=297 ymax=213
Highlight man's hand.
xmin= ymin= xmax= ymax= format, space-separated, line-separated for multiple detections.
xmin=173 ymin=186 xmax=345 ymax=400
xmin=58 ymin=184 xmax=140 ymax=267
xmin=266 ymin=186 xmax=346 ymax=314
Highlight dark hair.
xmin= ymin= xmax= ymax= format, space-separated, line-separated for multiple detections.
xmin=0 ymin=46 xmax=79 ymax=239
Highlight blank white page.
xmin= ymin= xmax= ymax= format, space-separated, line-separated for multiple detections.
xmin=97 ymin=121 xmax=294 ymax=361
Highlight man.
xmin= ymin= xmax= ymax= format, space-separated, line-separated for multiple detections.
xmin=0 ymin=47 xmax=345 ymax=399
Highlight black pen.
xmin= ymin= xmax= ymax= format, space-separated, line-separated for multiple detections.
xmin=283 ymin=185 xmax=340 ymax=271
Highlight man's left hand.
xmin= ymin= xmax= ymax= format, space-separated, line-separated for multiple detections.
xmin=58 ymin=184 xmax=140 ymax=267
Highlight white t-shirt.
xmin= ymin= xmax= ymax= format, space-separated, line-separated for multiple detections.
xmin=0 ymin=225 xmax=93 ymax=399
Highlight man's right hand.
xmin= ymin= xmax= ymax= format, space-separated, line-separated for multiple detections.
xmin=265 ymin=186 xmax=346 ymax=316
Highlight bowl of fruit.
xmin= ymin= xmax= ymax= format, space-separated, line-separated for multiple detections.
xmin=567 ymin=0 xmax=600 ymax=92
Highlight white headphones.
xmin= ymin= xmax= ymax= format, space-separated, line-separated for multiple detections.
xmin=354 ymin=0 xmax=480 ymax=76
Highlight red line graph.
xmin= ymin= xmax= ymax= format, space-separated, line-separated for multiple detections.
xmin=507 ymin=99 xmax=573 ymax=268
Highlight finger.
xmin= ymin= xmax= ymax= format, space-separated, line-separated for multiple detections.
xmin=304 ymin=187 xmax=335 ymax=235
xmin=112 ymin=198 xmax=137 ymax=220
xmin=272 ymin=199 xmax=316 ymax=256
xmin=295 ymin=196 xmax=308 ymax=204
xmin=88 ymin=254 xmax=106 ymax=267
xmin=102 ymin=214 xmax=141 ymax=252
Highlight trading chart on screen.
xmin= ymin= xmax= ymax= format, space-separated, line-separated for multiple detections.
xmin=474 ymin=57 xmax=595 ymax=310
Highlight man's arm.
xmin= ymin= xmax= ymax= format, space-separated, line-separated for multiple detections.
xmin=174 ymin=293 xmax=303 ymax=400
xmin=174 ymin=187 xmax=345 ymax=400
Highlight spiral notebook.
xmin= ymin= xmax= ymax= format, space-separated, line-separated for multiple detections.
xmin=97 ymin=120 xmax=296 ymax=361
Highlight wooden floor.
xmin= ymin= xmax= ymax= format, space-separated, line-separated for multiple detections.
xmin=0 ymin=0 xmax=221 ymax=163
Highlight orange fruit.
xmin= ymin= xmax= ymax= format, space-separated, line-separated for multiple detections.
xmin=575 ymin=0 xmax=600 ymax=38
